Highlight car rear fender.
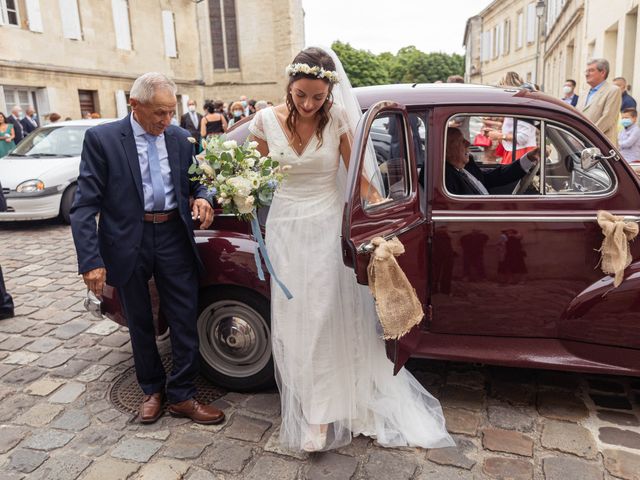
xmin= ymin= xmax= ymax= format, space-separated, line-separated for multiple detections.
xmin=561 ymin=261 xmax=640 ymax=349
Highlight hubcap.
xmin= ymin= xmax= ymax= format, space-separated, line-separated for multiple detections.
xmin=198 ymin=299 xmax=271 ymax=378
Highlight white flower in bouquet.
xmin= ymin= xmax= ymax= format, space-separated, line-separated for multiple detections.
xmin=199 ymin=161 xmax=214 ymax=176
xmin=222 ymin=140 xmax=237 ymax=150
xmin=246 ymin=157 xmax=256 ymax=168
xmin=227 ymin=176 xmax=252 ymax=197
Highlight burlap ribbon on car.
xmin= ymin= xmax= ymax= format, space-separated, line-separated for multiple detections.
xmin=597 ymin=210 xmax=639 ymax=287
xmin=367 ymin=237 xmax=424 ymax=339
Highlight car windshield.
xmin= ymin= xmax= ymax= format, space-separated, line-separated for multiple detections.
xmin=7 ymin=126 xmax=90 ymax=158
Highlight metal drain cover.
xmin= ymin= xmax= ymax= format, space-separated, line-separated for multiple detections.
xmin=109 ymin=355 xmax=226 ymax=415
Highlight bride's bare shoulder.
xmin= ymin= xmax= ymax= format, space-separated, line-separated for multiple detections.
xmin=272 ymin=104 xmax=288 ymax=120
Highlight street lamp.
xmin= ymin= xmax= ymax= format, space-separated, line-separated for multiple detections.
xmin=534 ymin=0 xmax=545 ymax=87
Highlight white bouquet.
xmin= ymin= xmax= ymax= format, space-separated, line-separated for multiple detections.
xmin=188 ymin=136 xmax=288 ymax=220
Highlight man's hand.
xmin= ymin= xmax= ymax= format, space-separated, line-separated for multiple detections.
xmin=192 ymin=197 xmax=214 ymax=229
xmin=82 ymin=267 xmax=106 ymax=299
xmin=527 ymin=147 xmax=541 ymax=164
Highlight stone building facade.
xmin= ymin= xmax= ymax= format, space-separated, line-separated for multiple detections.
xmin=465 ymin=0 xmax=640 ymax=100
xmin=0 ymin=0 xmax=304 ymax=120
xmin=464 ymin=0 xmax=546 ymax=87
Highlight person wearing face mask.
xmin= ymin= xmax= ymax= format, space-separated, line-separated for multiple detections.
xmin=239 ymin=95 xmax=250 ymax=116
xmin=618 ymin=108 xmax=640 ymax=162
xmin=227 ymin=101 xmax=246 ymax=128
xmin=180 ymin=99 xmax=203 ymax=153
xmin=561 ymin=79 xmax=579 ymax=107
xmin=7 ymin=105 xmax=25 ymax=144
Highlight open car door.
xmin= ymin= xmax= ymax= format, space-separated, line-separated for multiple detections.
xmin=341 ymin=101 xmax=429 ymax=374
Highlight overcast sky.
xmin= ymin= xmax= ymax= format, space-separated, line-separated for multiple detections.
xmin=302 ymin=0 xmax=494 ymax=55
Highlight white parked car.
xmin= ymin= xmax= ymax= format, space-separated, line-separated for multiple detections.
xmin=0 ymin=119 xmax=116 ymax=223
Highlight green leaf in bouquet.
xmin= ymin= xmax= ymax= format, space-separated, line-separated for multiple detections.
xmin=235 ymin=148 xmax=244 ymax=162
xmin=221 ymin=151 xmax=232 ymax=163
xmin=258 ymin=189 xmax=273 ymax=205
xmin=188 ymin=163 xmax=198 ymax=174
xmin=262 ymin=159 xmax=272 ymax=168
xmin=272 ymin=160 xmax=279 ymax=168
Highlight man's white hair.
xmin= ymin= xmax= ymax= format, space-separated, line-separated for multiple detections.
xmin=130 ymin=72 xmax=177 ymax=103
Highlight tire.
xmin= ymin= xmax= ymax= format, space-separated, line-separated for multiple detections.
xmin=59 ymin=184 xmax=77 ymax=224
xmin=197 ymin=287 xmax=274 ymax=391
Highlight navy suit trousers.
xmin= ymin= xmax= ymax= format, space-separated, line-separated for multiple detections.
xmin=117 ymin=218 xmax=199 ymax=403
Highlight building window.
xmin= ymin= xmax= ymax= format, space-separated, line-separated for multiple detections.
xmin=0 ymin=0 xmax=20 ymax=26
xmin=516 ymin=11 xmax=524 ymax=49
xmin=112 ymin=0 xmax=133 ymax=51
xmin=3 ymin=87 xmax=38 ymax=113
xmin=59 ymin=0 xmax=82 ymax=40
xmin=526 ymin=2 xmax=536 ymax=44
xmin=209 ymin=0 xmax=239 ymax=70
xmin=162 ymin=10 xmax=177 ymax=58
xmin=78 ymin=90 xmax=98 ymax=117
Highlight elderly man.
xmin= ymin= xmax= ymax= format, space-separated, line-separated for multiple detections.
xmin=20 ymin=106 xmax=39 ymax=136
xmin=70 ymin=72 xmax=223 ymax=426
xmin=7 ymin=106 xmax=24 ymax=144
xmin=577 ymin=59 xmax=622 ymax=146
xmin=445 ymin=127 xmax=539 ymax=195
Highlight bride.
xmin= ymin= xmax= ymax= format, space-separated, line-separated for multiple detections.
xmin=248 ymin=46 xmax=453 ymax=452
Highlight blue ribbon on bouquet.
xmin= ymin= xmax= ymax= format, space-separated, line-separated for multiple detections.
xmin=249 ymin=213 xmax=293 ymax=300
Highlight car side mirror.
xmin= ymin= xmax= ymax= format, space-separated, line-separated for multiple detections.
xmin=581 ymin=148 xmax=602 ymax=170
xmin=581 ymin=147 xmax=620 ymax=170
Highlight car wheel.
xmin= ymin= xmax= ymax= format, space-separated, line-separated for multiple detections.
xmin=197 ymin=287 xmax=274 ymax=391
xmin=60 ymin=184 xmax=77 ymax=224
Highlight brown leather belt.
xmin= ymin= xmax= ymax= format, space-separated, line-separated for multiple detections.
xmin=143 ymin=210 xmax=179 ymax=223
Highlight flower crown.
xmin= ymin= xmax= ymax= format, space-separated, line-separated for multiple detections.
xmin=285 ymin=63 xmax=339 ymax=84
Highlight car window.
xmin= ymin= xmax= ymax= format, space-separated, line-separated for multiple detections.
xmin=362 ymin=112 xmax=411 ymax=209
xmin=543 ymin=124 xmax=614 ymax=195
xmin=445 ymin=114 xmax=542 ymax=196
xmin=10 ymin=126 xmax=90 ymax=157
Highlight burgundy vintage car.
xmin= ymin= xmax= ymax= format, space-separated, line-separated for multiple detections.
xmin=98 ymin=84 xmax=640 ymax=391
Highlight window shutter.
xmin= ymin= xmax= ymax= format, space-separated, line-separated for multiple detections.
xmin=162 ymin=10 xmax=177 ymax=58
xmin=526 ymin=3 xmax=536 ymax=44
xmin=26 ymin=0 xmax=43 ymax=32
xmin=115 ymin=90 xmax=128 ymax=118
xmin=59 ymin=0 xmax=82 ymax=40
xmin=112 ymin=0 xmax=132 ymax=51
xmin=181 ymin=95 xmax=189 ymax=116
xmin=519 ymin=13 xmax=524 ymax=48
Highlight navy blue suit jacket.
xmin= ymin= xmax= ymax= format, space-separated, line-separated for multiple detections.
xmin=70 ymin=116 xmax=209 ymax=286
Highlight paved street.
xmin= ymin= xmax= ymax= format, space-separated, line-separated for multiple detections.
xmin=1 ymin=221 xmax=640 ymax=480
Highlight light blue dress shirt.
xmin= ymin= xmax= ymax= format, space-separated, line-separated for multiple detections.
xmin=130 ymin=114 xmax=177 ymax=211
xmin=586 ymin=81 xmax=606 ymax=106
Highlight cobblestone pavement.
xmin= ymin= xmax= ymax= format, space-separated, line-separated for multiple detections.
xmin=1 ymin=221 xmax=640 ymax=480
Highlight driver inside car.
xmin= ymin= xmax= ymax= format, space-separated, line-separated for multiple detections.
xmin=445 ymin=127 xmax=540 ymax=195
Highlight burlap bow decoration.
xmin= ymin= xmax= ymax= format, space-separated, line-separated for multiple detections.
xmin=597 ymin=210 xmax=639 ymax=287
xmin=367 ymin=237 xmax=424 ymax=340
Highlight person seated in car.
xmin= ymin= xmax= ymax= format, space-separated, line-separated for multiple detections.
xmin=445 ymin=127 xmax=540 ymax=195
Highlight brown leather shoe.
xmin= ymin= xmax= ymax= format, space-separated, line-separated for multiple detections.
xmin=167 ymin=398 xmax=225 ymax=425
xmin=139 ymin=392 xmax=164 ymax=424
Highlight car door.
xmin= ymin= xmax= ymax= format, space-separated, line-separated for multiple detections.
xmin=431 ymin=106 xmax=640 ymax=349
xmin=341 ymin=101 xmax=428 ymax=373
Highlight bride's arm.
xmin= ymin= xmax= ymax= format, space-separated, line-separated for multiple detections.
xmin=339 ymin=132 xmax=384 ymax=204
xmin=248 ymin=134 xmax=269 ymax=158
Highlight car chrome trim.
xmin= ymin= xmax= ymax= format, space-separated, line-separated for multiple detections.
xmin=442 ymin=113 xmax=619 ymax=200
xmin=432 ymin=213 xmax=640 ymax=223
xmin=357 ymin=218 xmax=426 ymax=254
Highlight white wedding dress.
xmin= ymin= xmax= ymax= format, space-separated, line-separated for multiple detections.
xmin=249 ymin=105 xmax=453 ymax=451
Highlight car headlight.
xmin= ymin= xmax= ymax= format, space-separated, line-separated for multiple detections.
xmin=16 ymin=179 xmax=45 ymax=193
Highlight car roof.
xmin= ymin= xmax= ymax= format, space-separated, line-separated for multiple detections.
xmin=39 ymin=118 xmax=118 ymax=128
xmin=354 ymin=83 xmax=575 ymax=115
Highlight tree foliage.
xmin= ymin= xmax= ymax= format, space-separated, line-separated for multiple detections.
xmin=331 ymin=41 xmax=465 ymax=87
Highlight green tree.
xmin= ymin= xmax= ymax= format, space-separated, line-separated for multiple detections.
xmin=331 ymin=41 xmax=388 ymax=87
xmin=331 ymin=42 xmax=465 ymax=86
